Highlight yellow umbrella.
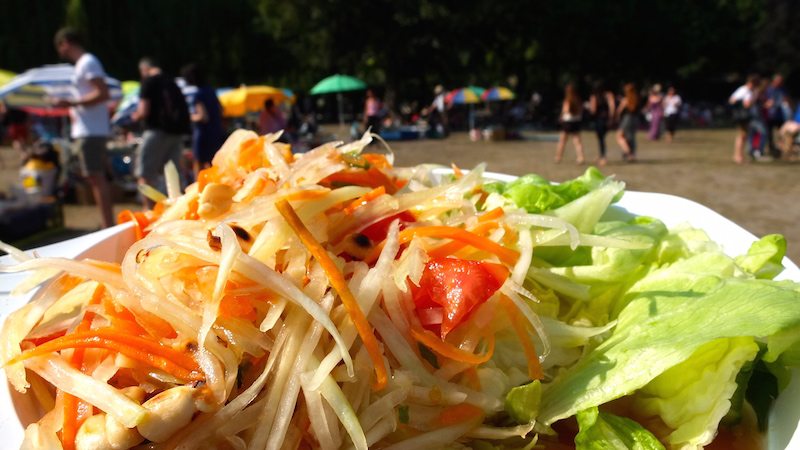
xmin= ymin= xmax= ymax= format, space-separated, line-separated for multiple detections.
xmin=218 ymin=85 xmax=288 ymax=117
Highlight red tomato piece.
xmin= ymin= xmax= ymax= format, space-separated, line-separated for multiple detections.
xmin=413 ymin=257 xmax=508 ymax=338
xmin=360 ymin=211 xmax=416 ymax=243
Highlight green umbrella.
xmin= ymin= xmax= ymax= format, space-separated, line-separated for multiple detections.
xmin=310 ymin=74 xmax=367 ymax=127
xmin=310 ymin=74 xmax=366 ymax=95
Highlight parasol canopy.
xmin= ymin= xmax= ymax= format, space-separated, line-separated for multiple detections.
xmin=309 ymin=74 xmax=366 ymax=95
xmin=445 ymin=86 xmax=485 ymax=105
xmin=218 ymin=85 xmax=289 ymax=117
xmin=481 ymin=86 xmax=515 ymax=101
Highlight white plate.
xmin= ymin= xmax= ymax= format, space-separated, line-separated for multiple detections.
xmin=0 ymin=185 xmax=798 ymax=448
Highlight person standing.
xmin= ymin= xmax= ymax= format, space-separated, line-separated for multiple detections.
xmin=554 ymin=83 xmax=585 ymax=164
xmin=132 ymin=57 xmax=190 ymax=208
xmin=259 ymin=98 xmax=287 ymax=135
xmin=53 ymin=27 xmax=114 ymax=228
xmin=616 ymin=83 xmax=641 ymax=162
xmin=729 ymin=74 xmax=758 ymax=164
xmin=588 ymin=81 xmax=615 ymax=166
xmin=646 ymin=84 xmax=664 ymax=140
xmin=363 ymin=89 xmax=382 ymax=134
xmin=430 ymin=84 xmax=449 ymax=137
xmin=765 ymin=74 xmax=788 ymax=157
xmin=181 ymin=63 xmax=225 ymax=176
xmin=663 ymin=86 xmax=683 ymax=143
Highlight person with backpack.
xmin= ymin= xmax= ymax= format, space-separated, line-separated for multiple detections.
xmin=132 ymin=57 xmax=190 ymax=207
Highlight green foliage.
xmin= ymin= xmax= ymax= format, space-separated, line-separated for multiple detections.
xmin=0 ymin=0 xmax=774 ymax=102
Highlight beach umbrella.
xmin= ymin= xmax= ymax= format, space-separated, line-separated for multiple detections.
xmin=0 ymin=69 xmax=52 ymax=114
xmin=446 ymin=86 xmax=486 ymax=129
xmin=121 ymin=80 xmax=140 ymax=96
xmin=310 ymin=74 xmax=366 ymax=127
xmin=481 ymin=86 xmax=515 ymax=101
xmin=0 ymin=64 xmax=122 ymax=115
xmin=218 ymin=85 xmax=288 ymax=117
xmin=445 ymin=86 xmax=485 ymax=105
xmin=309 ymin=74 xmax=366 ymax=95
xmin=282 ymin=88 xmax=296 ymax=104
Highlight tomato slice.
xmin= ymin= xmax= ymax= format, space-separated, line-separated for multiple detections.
xmin=412 ymin=257 xmax=508 ymax=338
xmin=360 ymin=211 xmax=416 ymax=243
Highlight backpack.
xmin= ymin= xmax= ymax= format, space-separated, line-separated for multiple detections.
xmin=158 ymin=78 xmax=191 ymax=134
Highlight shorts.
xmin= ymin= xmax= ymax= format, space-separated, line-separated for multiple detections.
xmin=665 ymin=114 xmax=679 ymax=133
xmin=562 ymin=121 xmax=581 ymax=134
xmin=135 ymin=129 xmax=184 ymax=182
xmin=74 ymin=136 xmax=109 ymax=177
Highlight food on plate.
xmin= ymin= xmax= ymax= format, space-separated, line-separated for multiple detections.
xmin=2 ymin=129 xmax=800 ymax=449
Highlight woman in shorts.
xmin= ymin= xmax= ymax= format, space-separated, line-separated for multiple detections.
xmin=554 ymin=83 xmax=585 ymax=164
xmin=728 ymin=74 xmax=759 ymax=164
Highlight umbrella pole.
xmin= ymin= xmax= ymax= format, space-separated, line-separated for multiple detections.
xmin=337 ymin=92 xmax=344 ymax=129
xmin=469 ymin=104 xmax=475 ymax=130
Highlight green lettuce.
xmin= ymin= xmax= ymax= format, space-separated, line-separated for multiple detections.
xmin=505 ymin=380 xmax=542 ymax=424
xmin=633 ymin=337 xmax=759 ymax=448
xmin=539 ymin=276 xmax=800 ymax=426
xmin=493 ymin=167 xmax=613 ymax=218
xmin=575 ymin=407 xmax=664 ymax=450
xmin=735 ymin=234 xmax=787 ymax=279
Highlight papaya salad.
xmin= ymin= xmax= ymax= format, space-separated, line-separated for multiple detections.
xmin=3 ymin=129 xmax=800 ymax=450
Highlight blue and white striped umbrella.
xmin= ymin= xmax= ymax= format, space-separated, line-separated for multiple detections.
xmin=0 ymin=63 xmax=122 ymax=108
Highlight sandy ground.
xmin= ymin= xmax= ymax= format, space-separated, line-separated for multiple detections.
xmin=2 ymin=128 xmax=799 ymax=263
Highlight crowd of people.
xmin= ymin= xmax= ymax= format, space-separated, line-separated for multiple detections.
xmin=554 ymin=81 xmax=683 ymax=165
xmin=728 ymin=73 xmax=800 ymax=164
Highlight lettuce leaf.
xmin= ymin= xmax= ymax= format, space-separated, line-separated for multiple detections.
xmin=735 ymin=234 xmax=787 ymax=280
xmin=575 ymin=407 xmax=665 ymax=450
xmin=539 ymin=276 xmax=800 ymax=426
xmin=495 ymin=167 xmax=612 ymax=217
xmin=633 ymin=337 xmax=759 ymax=448
xmin=505 ymin=380 xmax=542 ymax=424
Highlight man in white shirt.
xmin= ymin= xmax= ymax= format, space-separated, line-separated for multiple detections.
xmin=53 ymin=27 xmax=114 ymax=228
xmin=728 ymin=74 xmax=759 ymax=164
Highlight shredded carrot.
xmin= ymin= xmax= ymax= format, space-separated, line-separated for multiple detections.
xmin=12 ymin=328 xmax=202 ymax=381
xmin=185 ymin=196 xmax=200 ymax=220
xmin=426 ymin=221 xmax=500 ymax=259
xmin=219 ymin=295 xmax=258 ymax=321
xmin=437 ymin=403 xmax=484 ymax=426
xmin=366 ymin=225 xmax=520 ymax=265
xmin=283 ymin=189 xmax=330 ymax=202
xmin=479 ymin=207 xmax=505 ymax=223
xmin=136 ymin=309 xmax=178 ymax=339
xmin=62 ymin=285 xmax=105 ymax=450
xmin=102 ymin=297 xmax=147 ymax=336
xmin=502 ymin=296 xmax=543 ymax=380
xmin=116 ymin=210 xmax=150 ymax=240
xmin=410 ymin=326 xmax=495 ymax=365
xmin=276 ymin=199 xmax=388 ymax=390
xmin=239 ymin=136 xmax=267 ymax=171
xmin=450 ymin=163 xmax=464 ymax=179
xmin=343 ymin=185 xmax=386 ymax=215
xmin=362 ymin=153 xmax=392 ymax=169
xmin=463 ymin=366 xmax=482 ymax=391
xmin=197 ymin=166 xmax=220 ymax=191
